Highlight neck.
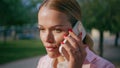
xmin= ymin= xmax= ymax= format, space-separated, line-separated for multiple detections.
xmin=56 ymin=55 xmax=65 ymax=63
xmin=53 ymin=55 xmax=65 ymax=68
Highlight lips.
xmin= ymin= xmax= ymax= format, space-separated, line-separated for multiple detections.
xmin=45 ymin=46 xmax=57 ymax=52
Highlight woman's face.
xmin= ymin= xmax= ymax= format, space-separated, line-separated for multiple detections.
xmin=38 ymin=7 xmax=72 ymax=58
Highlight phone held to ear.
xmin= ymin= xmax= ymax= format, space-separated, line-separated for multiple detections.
xmin=59 ymin=21 xmax=86 ymax=60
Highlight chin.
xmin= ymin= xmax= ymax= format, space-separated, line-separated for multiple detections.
xmin=47 ymin=52 xmax=60 ymax=58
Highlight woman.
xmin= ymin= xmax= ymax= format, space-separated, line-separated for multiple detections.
xmin=37 ymin=0 xmax=115 ymax=68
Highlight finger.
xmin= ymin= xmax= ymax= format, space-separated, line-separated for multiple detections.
xmin=62 ymin=43 xmax=83 ymax=63
xmin=61 ymin=42 xmax=74 ymax=57
xmin=78 ymin=32 xmax=82 ymax=44
xmin=67 ymin=29 xmax=86 ymax=56
xmin=78 ymin=43 xmax=87 ymax=57
xmin=68 ymin=29 xmax=80 ymax=42
xmin=68 ymin=30 xmax=83 ymax=49
xmin=77 ymin=33 xmax=85 ymax=51
xmin=60 ymin=45 xmax=69 ymax=61
xmin=68 ymin=29 xmax=84 ymax=47
xmin=64 ymin=29 xmax=81 ymax=49
xmin=64 ymin=36 xmax=79 ymax=49
xmin=77 ymin=32 xmax=87 ymax=57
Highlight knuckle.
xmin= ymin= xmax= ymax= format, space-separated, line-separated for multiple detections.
xmin=72 ymin=42 xmax=77 ymax=46
xmin=70 ymin=57 xmax=76 ymax=62
xmin=68 ymin=48 xmax=73 ymax=52
xmin=77 ymin=38 xmax=80 ymax=42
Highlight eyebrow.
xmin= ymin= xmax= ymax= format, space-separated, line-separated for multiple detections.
xmin=38 ymin=24 xmax=68 ymax=28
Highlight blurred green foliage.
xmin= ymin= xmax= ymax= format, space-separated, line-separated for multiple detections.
xmin=78 ymin=0 xmax=120 ymax=56
xmin=0 ymin=0 xmax=42 ymax=42
xmin=0 ymin=40 xmax=46 ymax=64
xmin=81 ymin=0 xmax=120 ymax=33
xmin=0 ymin=0 xmax=42 ymax=26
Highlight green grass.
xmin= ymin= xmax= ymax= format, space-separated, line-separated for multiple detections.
xmin=0 ymin=40 xmax=46 ymax=64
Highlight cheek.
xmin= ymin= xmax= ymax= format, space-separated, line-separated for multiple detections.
xmin=54 ymin=33 xmax=65 ymax=46
xmin=40 ymin=33 xmax=45 ymax=42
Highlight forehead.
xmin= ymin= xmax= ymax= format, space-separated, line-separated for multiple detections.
xmin=38 ymin=7 xmax=71 ymax=26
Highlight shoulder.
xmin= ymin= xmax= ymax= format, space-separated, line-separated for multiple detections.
xmin=85 ymin=47 xmax=115 ymax=68
xmin=37 ymin=55 xmax=52 ymax=68
xmin=92 ymin=55 xmax=115 ymax=68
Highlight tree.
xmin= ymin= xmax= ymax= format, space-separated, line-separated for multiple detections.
xmin=107 ymin=0 xmax=120 ymax=47
xmin=80 ymin=0 xmax=120 ymax=56
xmin=0 ymin=0 xmax=39 ymax=42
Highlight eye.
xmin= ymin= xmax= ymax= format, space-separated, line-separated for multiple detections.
xmin=37 ymin=27 xmax=45 ymax=32
xmin=54 ymin=29 xmax=62 ymax=33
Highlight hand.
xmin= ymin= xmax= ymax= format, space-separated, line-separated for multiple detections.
xmin=61 ymin=29 xmax=87 ymax=68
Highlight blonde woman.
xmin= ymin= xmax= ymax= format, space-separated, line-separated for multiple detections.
xmin=37 ymin=0 xmax=115 ymax=68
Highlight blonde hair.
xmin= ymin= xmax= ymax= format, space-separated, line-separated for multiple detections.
xmin=39 ymin=0 xmax=94 ymax=51
xmin=39 ymin=0 xmax=81 ymax=26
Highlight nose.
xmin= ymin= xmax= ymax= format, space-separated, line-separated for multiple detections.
xmin=44 ymin=31 xmax=54 ymax=43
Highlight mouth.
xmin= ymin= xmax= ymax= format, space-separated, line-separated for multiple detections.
xmin=45 ymin=46 xmax=58 ymax=52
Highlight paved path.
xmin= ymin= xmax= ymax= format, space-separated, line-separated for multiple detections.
xmin=93 ymin=36 xmax=120 ymax=68
xmin=93 ymin=36 xmax=120 ymax=62
xmin=0 ymin=56 xmax=41 ymax=68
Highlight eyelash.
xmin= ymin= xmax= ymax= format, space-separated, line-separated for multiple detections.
xmin=37 ymin=27 xmax=62 ymax=33
xmin=54 ymin=29 xmax=62 ymax=33
xmin=37 ymin=27 xmax=44 ymax=31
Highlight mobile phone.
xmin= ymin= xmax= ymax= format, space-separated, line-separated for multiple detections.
xmin=59 ymin=21 xmax=86 ymax=59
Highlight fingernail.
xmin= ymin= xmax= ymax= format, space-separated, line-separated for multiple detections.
xmin=68 ymin=29 xmax=73 ymax=32
xmin=80 ymin=32 xmax=82 ymax=36
xmin=61 ymin=42 xmax=64 ymax=44
xmin=64 ymin=34 xmax=67 ymax=38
